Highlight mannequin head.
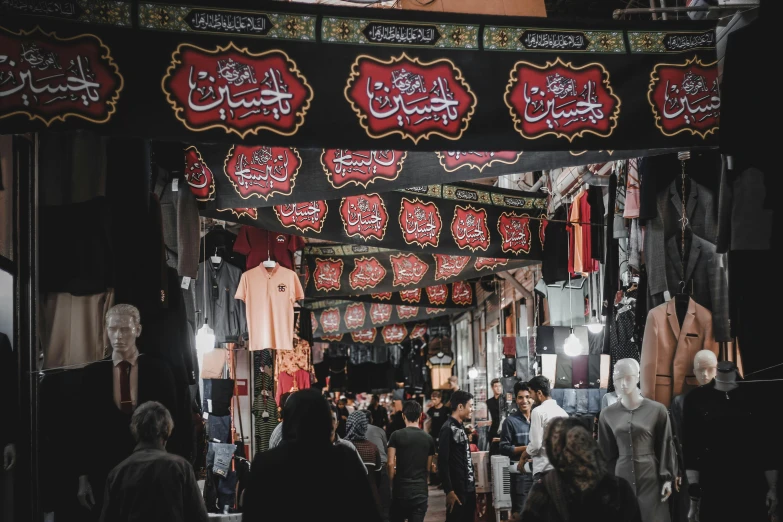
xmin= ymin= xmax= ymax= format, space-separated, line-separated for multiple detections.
xmin=693 ymin=350 xmax=718 ymax=385
xmin=106 ymin=304 xmax=142 ymax=358
xmin=613 ymin=359 xmax=640 ymax=397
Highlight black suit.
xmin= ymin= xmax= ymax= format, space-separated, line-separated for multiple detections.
xmin=78 ymin=354 xmax=178 ymax=520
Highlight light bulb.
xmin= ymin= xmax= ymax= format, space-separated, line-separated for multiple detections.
xmin=586 ymin=322 xmax=604 ymax=334
xmin=563 ymin=332 xmax=583 ymax=356
xmin=468 ymin=366 xmax=479 ymax=379
xmin=196 ymin=323 xmax=216 ymax=354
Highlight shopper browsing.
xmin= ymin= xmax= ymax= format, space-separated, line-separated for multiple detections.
xmin=438 ymin=390 xmax=476 ymax=522
xmin=519 ymin=376 xmax=568 ymax=481
xmin=500 ymin=382 xmax=535 ymax=516
xmin=387 ymin=401 xmax=436 ymax=522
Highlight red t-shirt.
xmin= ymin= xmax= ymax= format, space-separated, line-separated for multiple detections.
xmin=233 ymin=226 xmax=304 ymax=271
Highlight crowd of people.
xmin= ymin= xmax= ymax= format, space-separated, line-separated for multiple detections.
xmin=96 ymin=375 xmax=644 ymax=522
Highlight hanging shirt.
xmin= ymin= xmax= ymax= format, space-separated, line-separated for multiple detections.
xmin=233 ymin=226 xmax=303 ymax=271
xmin=534 ymin=278 xmax=588 ymax=327
xmin=195 ymin=260 xmax=246 ymax=344
xmin=235 ymin=265 xmax=304 ymax=351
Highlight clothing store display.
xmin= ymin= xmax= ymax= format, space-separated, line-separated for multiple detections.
xmin=154 ymin=169 xmax=200 ymax=279
xmin=502 ymin=336 xmax=516 ymax=357
xmin=233 ymin=226 xmax=303 ymax=271
xmin=427 ymin=353 xmax=454 ymax=389
xmin=502 ymin=357 xmax=516 ymax=378
xmin=196 ymin=260 xmax=247 ymax=344
xmin=551 ymin=388 xmax=565 ymax=408
xmin=40 ymin=290 xmax=114 ymax=369
xmin=683 ymin=381 xmax=770 ymax=522
xmin=201 ymin=227 xmax=246 ymax=271
xmin=201 ymin=348 xmax=228 ymax=379
xmin=552 ymin=326 xmax=569 ymax=356
xmin=623 ymin=158 xmax=641 ymax=219
xmin=542 ymin=206 xmax=570 ymax=284
xmin=38 ymin=131 xmax=108 ymax=206
xmin=602 ymin=173 xmax=619 ymax=318
xmin=640 ymin=299 xmax=718 ymax=408
xmin=578 ymin=190 xmax=599 ymax=274
xmin=207 ymin=415 xmax=231 ymax=443
xmin=598 ymin=399 xmax=676 ymax=522
xmin=587 ymin=185 xmax=605 ymax=263
xmin=540 ymin=354 xmax=557 ymax=386
xmin=575 ymin=389 xmax=589 ymax=414
xmin=600 ymin=354 xmax=610 ymax=389
xmin=235 ymin=264 xmax=304 ymax=351
xmin=205 ymin=379 xmax=234 ymax=416
xmin=587 ymin=389 xmax=601 ymax=414
xmin=252 ymin=364 xmax=278 ymax=452
xmin=727 ymin=166 xmax=773 ymax=250
xmin=536 ymin=326 xmax=556 ymax=355
xmin=277 ymin=370 xmax=310 ymax=401
xmin=515 ymin=356 xmax=530 ymax=381
xmin=628 ymin=219 xmax=643 ymax=270
xmin=571 ymin=356 xmax=588 ymax=388
xmin=562 ymin=389 xmax=577 ymax=414
xmin=535 ymin=278 xmax=588 ymax=327
xmin=554 ymin=357 xmax=572 ymax=389
xmin=607 ymin=308 xmax=639 ymax=392
xmin=370 ymin=345 xmax=389 ymax=364
xmin=587 ymin=328 xmax=604 ymax=356
xmin=587 ymin=355 xmax=601 ymax=389
xmin=501 ymin=377 xmax=520 ymax=397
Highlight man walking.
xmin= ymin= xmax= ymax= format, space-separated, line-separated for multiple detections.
xmin=519 ymin=376 xmax=568 ymax=481
xmin=438 ymin=390 xmax=476 ymax=522
xmin=388 ymin=401 xmax=436 ymax=522
xmin=369 ymin=395 xmax=389 ymax=430
xmin=500 ymin=382 xmax=534 ymax=516
xmin=426 ymin=391 xmax=450 ymax=486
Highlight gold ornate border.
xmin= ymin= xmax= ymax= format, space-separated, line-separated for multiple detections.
xmin=426 ymin=285 xmax=449 ymax=305
xmin=410 ymin=323 xmax=428 ymax=339
xmin=390 ymin=253 xmax=429 ymax=287
xmin=504 ymin=57 xmax=621 ymax=143
xmin=162 ymin=43 xmax=313 ymax=139
xmin=452 ymin=281 xmax=473 ymax=305
xmin=450 ymin=204 xmax=490 ymax=253
xmin=217 ymin=207 xmax=257 ymax=220
xmin=474 ymin=257 xmax=509 ymax=271
xmin=436 ymin=151 xmax=524 ymax=173
xmin=344 ymin=52 xmax=477 ymax=145
xmin=399 ymin=197 xmax=442 ymax=249
xmin=320 ymin=333 xmax=345 ymax=342
xmin=184 ymin=145 xmax=216 ymax=202
xmin=319 ymin=307 xmax=342 ymax=333
xmin=321 ymin=149 xmax=408 ymax=189
xmin=399 ymin=288 xmax=422 ymax=304
xmin=222 ymin=145 xmax=302 ymax=201
xmin=538 ymin=215 xmax=547 ymax=249
xmin=647 ymin=56 xmax=719 ymax=140
xmin=396 ymin=305 xmax=419 ymax=320
xmin=382 ymin=323 xmax=408 ymax=344
xmin=348 ymin=256 xmax=387 ymax=291
xmin=344 ymin=302 xmax=367 ymax=330
xmin=351 ymin=328 xmax=377 ymax=343
xmin=339 ymin=193 xmax=389 ymax=242
xmin=370 ymin=303 xmax=393 ymax=324
xmin=313 ymin=258 xmax=344 ymax=293
xmin=497 ymin=212 xmax=532 ymax=254
xmin=433 ymin=254 xmax=469 ymax=281
xmin=0 ymin=25 xmax=124 ymax=127
xmin=372 ymin=293 xmax=392 ymax=302
xmin=273 ymin=199 xmax=329 ymax=233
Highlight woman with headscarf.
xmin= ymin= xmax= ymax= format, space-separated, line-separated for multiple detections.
xmin=346 ymin=410 xmax=383 ymax=511
xmin=242 ymin=390 xmax=381 ymax=522
xmin=519 ymin=417 xmax=642 ymax=522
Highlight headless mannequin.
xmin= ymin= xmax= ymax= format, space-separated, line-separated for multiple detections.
xmin=686 ymin=362 xmax=779 ymax=521
xmin=613 ymin=359 xmax=673 ymax=502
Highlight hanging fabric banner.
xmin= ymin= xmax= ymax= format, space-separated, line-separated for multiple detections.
xmin=314 ymin=318 xmax=447 ymax=345
xmin=309 ymin=300 xmax=455 ymax=337
xmin=180 ymin=142 xmax=669 ymax=208
xmin=306 ymin=280 xmax=476 ymax=308
xmin=200 ymin=182 xmax=548 ymax=259
xmin=0 ymin=7 xmax=719 ymax=152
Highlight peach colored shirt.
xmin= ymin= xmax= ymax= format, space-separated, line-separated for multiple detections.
xmin=235 ymin=265 xmax=304 ymax=351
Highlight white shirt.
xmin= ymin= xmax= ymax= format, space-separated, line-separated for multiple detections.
xmin=527 ymin=398 xmax=568 ymax=475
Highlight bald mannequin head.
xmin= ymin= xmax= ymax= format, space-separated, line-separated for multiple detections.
xmin=694 ymin=350 xmax=718 ymax=385
xmin=613 ymin=358 xmax=640 ymax=397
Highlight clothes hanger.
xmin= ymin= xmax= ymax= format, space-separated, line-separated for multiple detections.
xmin=262 ymin=234 xmax=276 ymax=269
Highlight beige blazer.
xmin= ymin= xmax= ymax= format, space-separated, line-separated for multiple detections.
xmin=640 ymin=298 xmax=718 ymax=408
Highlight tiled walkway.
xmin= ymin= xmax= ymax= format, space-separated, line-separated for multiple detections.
xmin=424 ymin=486 xmax=448 ymax=522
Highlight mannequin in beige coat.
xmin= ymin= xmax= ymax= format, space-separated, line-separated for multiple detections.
xmin=640 ymin=297 xmax=718 ymax=408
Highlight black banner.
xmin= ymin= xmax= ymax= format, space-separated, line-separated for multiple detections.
xmin=200 ymin=182 xmax=548 ymax=259
xmin=310 ymin=300 xmax=454 ymax=338
xmin=0 ymin=5 xmax=719 ymax=152
xmin=181 ymin=142 xmax=679 ymax=208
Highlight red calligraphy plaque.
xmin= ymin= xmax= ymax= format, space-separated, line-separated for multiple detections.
xmin=370 ymin=303 xmax=393 ymax=325
xmin=274 ymin=200 xmax=328 ymax=233
xmin=474 ymin=257 xmax=508 ymax=271
xmin=344 ymin=303 xmax=367 ymax=330
xmin=427 ymin=307 xmax=444 ymax=315
xmin=400 ymin=288 xmax=422 ymax=304
xmin=505 ymin=58 xmax=620 ymax=142
xmin=349 ymin=257 xmax=386 ymax=291
xmin=217 ymin=207 xmax=257 ymax=220
xmin=313 ymin=258 xmax=344 ymax=292
xmin=310 ymin=312 xmax=318 ymax=333
xmin=410 ymin=323 xmax=428 ymax=340
xmin=498 ymin=212 xmax=532 ymax=254
xmin=163 ymin=43 xmax=312 ymax=138
xmin=436 ymin=151 xmax=523 ymax=172
xmin=372 ymin=292 xmax=392 ymax=301
xmin=451 ymin=205 xmax=490 ymax=252
xmin=351 ymin=329 xmax=377 ymax=343
xmin=345 ymin=53 xmax=476 ymax=144
xmin=320 ymin=308 xmax=341 ymax=334
xmin=434 ymin=255 xmax=470 ymax=281
xmin=322 ymin=150 xmax=406 ymax=189
xmin=320 ymin=333 xmax=344 ymax=342
xmin=452 ymin=281 xmax=473 ymax=306
xmin=648 ymin=57 xmax=719 ymax=139
xmin=0 ymin=26 xmax=123 ymax=126
xmin=397 ymin=305 xmax=419 ymax=320
xmin=390 ymin=253 xmax=428 ymax=287
xmin=400 ymin=198 xmax=442 ymax=248
xmin=340 ymin=194 xmax=388 ymax=242
xmin=184 ymin=146 xmax=215 ymax=201
xmin=224 ymin=145 xmax=301 ymax=200
xmin=426 ymin=285 xmax=448 ymax=306
xmin=382 ymin=324 xmax=408 ymax=344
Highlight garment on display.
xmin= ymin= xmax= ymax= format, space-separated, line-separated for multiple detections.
xmin=233 ymin=226 xmax=303 ymax=271
xmin=196 ymin=260 xmax=247 ymax=345
xmin=154 ymin=168 xmax=200 ymax=279
xmin=201 ymin=227 xmax=246 ymax=271
xmin=201 ymin=348 xmax=228 ymax=380
xmin=535 ymin=278 xmax=588 ymax=327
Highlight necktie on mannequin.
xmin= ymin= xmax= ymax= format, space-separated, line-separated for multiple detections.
xmin=118 ymin=360 xmax=133 ymax=414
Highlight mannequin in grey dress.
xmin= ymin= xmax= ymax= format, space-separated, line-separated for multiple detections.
xmin=599 ymin=359 xmax=675 ymax=522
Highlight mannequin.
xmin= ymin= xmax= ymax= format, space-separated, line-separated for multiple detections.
xmin=76 ymin=305 xmax=178 ymax=521
xmin=683 ymin=361 xmax=778 ymax=522
xmin=598 ymin=358 xmax=675 ymax=522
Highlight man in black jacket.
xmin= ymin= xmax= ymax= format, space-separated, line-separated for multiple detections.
xmin=438 ymin=390 xmax=476 ymax=522
xmin=76 ymin=304 xmax=179 ymax=521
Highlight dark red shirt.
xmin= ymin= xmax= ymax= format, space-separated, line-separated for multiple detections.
xmin=233 ymin=226 xmax=304 ymax=271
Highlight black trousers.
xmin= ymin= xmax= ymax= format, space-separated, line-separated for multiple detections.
xmin=446 ymin=490 xmax=476 ymax=522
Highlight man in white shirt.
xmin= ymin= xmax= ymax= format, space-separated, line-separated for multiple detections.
xmin=518 ymin=375 xmax=568 ymax=480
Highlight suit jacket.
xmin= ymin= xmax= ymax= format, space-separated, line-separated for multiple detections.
xmin=645 ymin=179 xmax=717 ymax=297
xmin=649 ymin=233 xmax=729 ymax=341
xmin=640 ymin=299 xmax=718 ymax=408
xmin=79 ymin=354 xmax=178 ymax=482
